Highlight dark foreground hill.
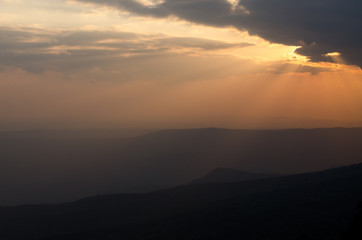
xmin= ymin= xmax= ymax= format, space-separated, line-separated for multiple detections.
xmin=1 ymin=163 xmax=362 ymax=240
xmin=191 ymin=168 xmax=281 ymax=184
xmin=1 ymin=127 xmax=362 ymax=205
xmin=341 ymin=202 xmax=362 ymax=240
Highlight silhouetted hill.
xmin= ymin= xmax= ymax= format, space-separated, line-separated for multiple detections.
xmin=1 ymin=127 xmax=362 ymax=205
xmin=341 ymin=202 xmax=362 ymax=240
xmin=191 ymin=168 xmax=281 ymax=184
xmin=1 ymin=163 xmax=362 ymax=240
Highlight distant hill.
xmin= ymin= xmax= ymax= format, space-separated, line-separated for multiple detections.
xmin=1 ymin=127 xmax=362 ymax=205
xmin=0 ymin=128 xmax=154 ymax=139
xmin=191 ymin=168 xmax=281 ymax=184
xmin=1 ymin=163 xmax=362 ymax=240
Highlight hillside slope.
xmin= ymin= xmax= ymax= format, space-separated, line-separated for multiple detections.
xmin=190 ymin=168 xmax=281 ymax=184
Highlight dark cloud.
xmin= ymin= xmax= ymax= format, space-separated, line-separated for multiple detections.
xmin=76 ymin=0 xmax=362 ymax=68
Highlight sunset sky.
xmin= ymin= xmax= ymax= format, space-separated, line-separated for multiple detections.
xmin=1 ymin=0 xmax=361 ymax=130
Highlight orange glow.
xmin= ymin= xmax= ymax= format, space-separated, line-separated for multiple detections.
xmin=1 ymin=65 xmax=361 ymax=130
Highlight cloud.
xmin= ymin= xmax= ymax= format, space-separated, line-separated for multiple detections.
xmin=75 ymin=0 xmax=362 ymax=68
xmin=0 ymin=26 xmax=253 ymax=73
xmin=0 ymin=26 xmax=333 ymax=80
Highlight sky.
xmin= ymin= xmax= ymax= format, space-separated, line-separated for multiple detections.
xmin=0 ymin=0 xmax=361 ymax=130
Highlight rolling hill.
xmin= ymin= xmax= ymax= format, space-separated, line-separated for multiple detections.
xmin=1 ymin=163 xmax=362 ymax=239
xmin=1 ymin=127 xmax=362 ymax=205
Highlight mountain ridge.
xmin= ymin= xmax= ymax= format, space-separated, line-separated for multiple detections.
xmin=1 ymin=127 xmax=362 ymax=205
